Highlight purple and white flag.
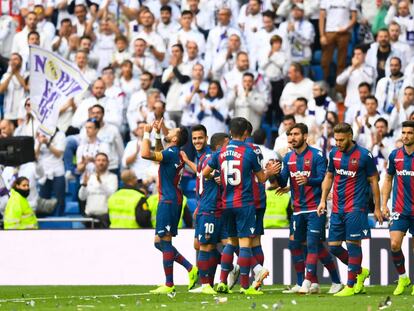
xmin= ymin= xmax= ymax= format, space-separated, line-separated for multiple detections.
xmin=29 ymin=46 xmax=89 ymax=136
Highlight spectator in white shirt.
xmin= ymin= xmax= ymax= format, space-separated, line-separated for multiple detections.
xmin=278 ymin=3 xmax=315 ymax=69
xmin=366 ymin=28 xmax=406 ymax=81
xmin=375 ymin=56 xmax=405 ymax=114
xmin=372 ymin=117 xmax=394 ymax=179
xmin=101 ymin=66 xmax=124 ymax=128
xmin=74 ymin=49 xmax=98 ymax=84
xmin=389 ymin=21 xmax=412 ymax=64
xmin=20 ymin=0 xmax=54 ymax=18
xmin=197 ymin=80 xmax=229 ymax=137
xmin=134 ymin=10 xmax=166 ymax=75
xmin=51 ymin=18 xmax=73 ymax=59
xmin=35 ymin=129 xmax=66 ymax=216
xmin=280 ymin=62 xmax=314 ymax=115
xmin=292 ymin=97 xmax=317 ymax=133
xmin=0 ymin=53 xmax=29 ymax=122
xmin=212 ymin=33 xmax=245 ymax=79
xmin=344 ymin=81 xmax=372 ymax=125
xmin=180 ymin=63 xmax=209 ymax=127
xmin=273 ymin=114 xmax=295 ymax=154
xmin=93 ymin=18 xmax=119 ymax=73
xmin=384 ymin=0 xmax=414 ymax=48
xmin=147 ymin=0 xmax=181 ymax=22
xmin=33 ymin=4 xmax=55 ymax=45
xmin=117 ymin=60 xmax=140 ymax=102
xmin=308 ymin=80 xmax=337 ymax=125
xmin=253 ymin=128 xmax=279 ymax=165
xmin=183 ymin=41 xmax=206 ymax=75
xmin=221 ymin=51 xmax=251 ymax=94
xmin=337 ymin=46 xmax=376 ymax=112
xmin=98 ymin=0 xmax=140 ymax=21
xmin=156 ymin=5 xmax=181 ymax=51
xmin=162 ymin=43 xmax=191 ymax=125
xmin=76 ymin=118 xmax=110 ymax=175
xmin=168 ymin=10 xmax=206 ymax=56
xmin=389 ymin=86 xmax=414 ymax=132
xmin=111 ymin=35 xmax=132 ymax=71
xmin=255 ymin=10 xmax=279 ymax=59
xmin=232 ymin=72 xmax=267 ymax=131
xmin=132 ymin=38 xmax=157 ymax=77
xmin=319 ymin=0 xmax=357 ymax=81
xmin=14 ymin=99 xmax=40 ymax=137
xmin=78 ymin=36 xmax=99 ymax=70
xmin=79 ymin=152 xmax=118 ymax=228
xmin=259 ymin=34 xmax=287 ymax=126
xmin=188 ymin=0 xmax=214 ymax=36
xmin=0 ymin=16 xmax=17 ymax=58
xmin=122 ymin=121 xmax=157 ymax=185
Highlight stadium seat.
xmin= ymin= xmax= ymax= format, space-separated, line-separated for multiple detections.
xmin=312 ymin=50 xmax=322 ymax=65
xmin=310 ymin=65 xmax=324 ymax=81
xmin=64 ymin=201 xmax=80 ymax=215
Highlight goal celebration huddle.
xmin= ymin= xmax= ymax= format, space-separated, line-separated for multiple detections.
xmin=141 ymin=116 xmax=414 ymax=297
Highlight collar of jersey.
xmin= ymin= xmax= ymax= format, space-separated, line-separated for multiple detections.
xmin=402 ymin=146 xmax=414 ymax=157
xmin=342 ymin=142 xmax=358 ymax=155
xmin=294 ymin=145 xmax=309 ymax=157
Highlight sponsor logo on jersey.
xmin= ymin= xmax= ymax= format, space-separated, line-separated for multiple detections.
xmin=396 ymin=170 xmax=414 ymax=176
xmin=335 ymin=168 xmax=356 ymax=177
xmin=289 ymin=171 xmax=311 ymax=178
xmin=287 ymin=161 xmax=297 ymax=165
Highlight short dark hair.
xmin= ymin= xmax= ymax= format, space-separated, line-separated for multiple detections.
xmin=243 ymin=72 xmax=254 ymax=80
xmin=95 ymin=152 xmax=109 ymax=160
xmin=290 ymin=62 xmax=304 ymax=76
xmin=142 ymin=71 xmax=154 ymax=80
xmin=102 ymin=66 xmax=114 ymax=74
xmin=172 ymin=43 xmax=184 ymax=53
xmin=374 ymin=117 xmax=388 ymax=128
xmin=270 ymin=34 xmax=282 ymax=45
xmin=229 ymin=117 xmax=249 ymax=138
xmin=262 ymin=10 xmax=275 ymax=19
xmin=210 ymin=133 xmax=230 ymax=151
xmin=27 ymin=31 xmax=40 ymax=39
xmin=177 ymin=126 xmax=189 ymax=147
xmin=181 ymin=10 xmax=193 ymax=17
xmin=333 ymin=123 xmax=353 ymax=135
xmin=191 ymin=124 xmax=207 ymax=136
xmin=358 ymin=82 xmax=371 ymax=91
xmin=354 ymin=44 xmax=367 ymax=54
xmin=364 ymin=95 xmax=378 ymax=105
xmin=246 ymin=121 xmax=253 ymax=135
xmin=390 ymin=56 xmax=402 ymax=66
xmin=402 ymin=120 xmax=414 ymax=129
xmin=206 ymin=80 xmax=224 ymax=99
xmin=160 ymin=5 xmax=172 ymax=13
xmin=115 ymin=34 xmax=128 ymax=43
xmin=12 ymin=176 xmax=29 ymax=189
xmin=295 ymin=97 xmax=308 ymax=106
xmin=283 ymin=114 xmax=296 ymax=123
xmin=253 ymin=129 xmax=266 ymax=145
xmin=91 ymin=104 xmax=105 ymax=115
xmin=61 ymin=18 xmax=72 ymax=25
xmin=291 ymin=123 xmax=308 ymax=134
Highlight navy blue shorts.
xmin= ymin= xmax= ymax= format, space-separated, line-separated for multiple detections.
xmin=389 ymin=212 xmax=414 ymax=235
xmin=155 ymin=202 xmax=179 ymax=237
xmin=291 ymin=212 xmax=326 ymax=242
xmin=328 ymin=211 xmax=371 ymax=242
xmin=225 ymin=205 xmax=256 ymax=238
xmin=254 ymin=208 xmax=265 ymax=236
xmin=197 ymin=213 xmax=223 ymax=245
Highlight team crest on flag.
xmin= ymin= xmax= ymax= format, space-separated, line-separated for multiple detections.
xmin=29 ymin=46 xmax=89 ymax=136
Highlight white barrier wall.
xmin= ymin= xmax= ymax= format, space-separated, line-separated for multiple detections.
xmin=0 ymin=229 xmax=411 ymax=285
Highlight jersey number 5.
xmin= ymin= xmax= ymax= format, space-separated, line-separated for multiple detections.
xmin=222 ymin=160 xmax=241 ymax=186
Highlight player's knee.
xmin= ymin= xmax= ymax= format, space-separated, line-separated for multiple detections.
xmin=390 ymin=240 xmax=402 ymax=252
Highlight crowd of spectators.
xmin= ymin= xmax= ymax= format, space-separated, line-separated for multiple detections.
xmin=0 ymin=0 xmax=414 ymax=228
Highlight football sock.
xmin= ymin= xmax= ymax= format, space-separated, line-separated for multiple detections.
xmin=160 ymin=240 xmax=174 ymax=287
xmin=252 ymin=245 xmax=264 ymax=266
xmin=318 ymin=242 xmax=341 ymax=284
xmin=391 ymin=249 xmax=406 ymax=275
xmin=220 ymin=244 xmax=237 ymax=284
xmin=329 ymin=245 xmax=349 ymax=265
xmin=289 ymin=239 xmax=305 ymax=286
xmin=173 ymin=246 xmax=193 ymax=272
xmin=346 ymin=242 xmax=362 ymax=288
xmin=198 ymin=250 xmax=210 ymax=285
xmin=238 ymin=247 xmax=252 ymax=289
xmin=305 ymin=235 xmax=318 ymax=282
xmin=209 ymin=248 xmax=221 ymax=285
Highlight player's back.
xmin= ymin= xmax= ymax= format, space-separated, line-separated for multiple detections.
xmin=158 ymin=146 xmax=184 ymax=205
xmin=216 ymin=139 xmax=260 ymax=209
xmin=329 ymin=144 xmax=377 ymax=213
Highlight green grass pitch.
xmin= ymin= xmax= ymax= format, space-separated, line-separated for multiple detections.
xmin=0 ymin=285 xmax=412 ymax=311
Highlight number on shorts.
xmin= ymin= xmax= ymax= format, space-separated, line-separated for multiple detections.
xmin=204 ymin=223 xmax=215 ymax=234
xmin=222 ymin=160 xmax=241 ymax=186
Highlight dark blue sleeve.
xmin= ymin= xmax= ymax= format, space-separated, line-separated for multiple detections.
xmin=208 ymin=151 xmax=219 ymax=170
xmin=307 ymin=151 xmax=327 ymax=186
xmin=211 ymin=108 xmax=224 ymax=121
xmin=386 ymin=150 xmax=396 ymax=176
xmin=365 ymin=151 xmax=378 ymax=177
xmin=197 ymin=111 xmax=205 ymax=121
xmin=249 ymin=148 xmax=262 ymax=173
xmin=276 ymin=155 xmax=290 ymax=188
xmin=327 ymin=150 xmax=335 ymax=173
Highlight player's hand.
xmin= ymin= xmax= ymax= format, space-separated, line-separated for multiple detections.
xmin=295 ymin=175 xmax=308 ymax=186
xmin=154 ymin=117 xmax=164 ymax=133
xmin=180 ymin=150 xmax=189 ymax=163
xmin=374 ymin=207 xmax=383 ymax=225
xmin=317 ymin=202 xmax=326 ymax=217
xmin=265 ymin=160 xmax=281 ymax=175
xmin=275 ymin=187 xmax=289 ymax=195
xmin=144 ymin=122 xmax=153 ymax=133
xmin=381 ymin=206 xmax=390 ymax=220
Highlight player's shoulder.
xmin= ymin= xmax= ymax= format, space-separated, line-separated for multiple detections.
xmin=389 ymin=147 xmax=403 ymax=159
xmin=328 ymin=146 xmax=339 ymax=157
xmin=283 ymin=150 xmax=294 ymax=161
xmin=308 ymin=146 xmax=324 ymax=158
xmin=355 ymin=144 xmax=373 ymax=159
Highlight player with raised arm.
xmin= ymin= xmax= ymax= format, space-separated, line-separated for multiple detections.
xmin=381 ymin=120 xmax=414 ymax=296
xmin=203 ymin=117 xmax=280 ymax=295
xmin=141 ymin=119 xmax=198 ymax=294
xmin=276 ymin=123 xmax=342 ymax=294
xmin=317 ymin=123 xmax=383 ymax=297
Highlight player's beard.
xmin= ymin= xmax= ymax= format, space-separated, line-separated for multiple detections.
xmin=293 ymin=138 xmax=305 ymax=150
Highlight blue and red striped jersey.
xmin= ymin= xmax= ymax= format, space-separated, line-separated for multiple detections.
xmin=387 ymin=147 xmax=414 ymax=216
xmin=328 ymin=144 xmax=377 ymax=213
xmin=246 ymin=138 xmax=266 ymax=210
xmin=208 ymin=140 xmax=262 ymax=209
xmin=278 ymin=145 xmax=326 ymax=213
xmin=158 ymin=146 xmax=184 ymax=204
xmin=196 ymin=146 xmax=222 ymax=214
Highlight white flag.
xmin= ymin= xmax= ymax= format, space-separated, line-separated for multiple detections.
xmin=29 ymin=46 xmax=89 ymax=136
